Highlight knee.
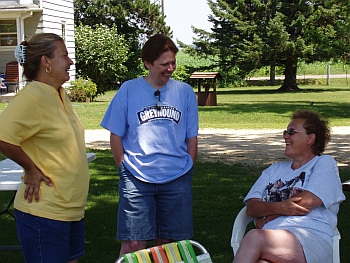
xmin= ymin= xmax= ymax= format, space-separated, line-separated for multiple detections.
xmin=125 ymin=240 xmax=146 ymax=251
xmin=242 ymin=229 xmax=265 ymax=245
xmin=120 ymin=240 xmax=147 ymax=255
xmin=154 ymin=238 xmax=174 ymax=246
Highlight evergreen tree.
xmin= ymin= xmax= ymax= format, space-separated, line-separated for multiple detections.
xmin=74 ymin=0 xmax=171 ymax=83
xmin=186 ymin=0 xmax=350 ymax=91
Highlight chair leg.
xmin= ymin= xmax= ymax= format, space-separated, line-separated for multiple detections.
xmin=332 ymin=228 xmax=340 ymax=263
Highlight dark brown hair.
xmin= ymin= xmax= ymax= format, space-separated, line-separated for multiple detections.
xmin=20 ymin=33 xmax=64 ymax=81
xmin=292 ymin=110 xmax=331 ymax=155
xmin=141 ymin=34 xmax=178 ymax=69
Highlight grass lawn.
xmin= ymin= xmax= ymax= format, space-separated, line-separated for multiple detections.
xmin=20 ymin=78 xmax=346 ymax=130
xmin=0 ymin=79 xmax=349 ymax=130
xmin=1 ymin=151 xmax=349 ymax=263
xmin=0 ymin=80 xmax=349 ymax=262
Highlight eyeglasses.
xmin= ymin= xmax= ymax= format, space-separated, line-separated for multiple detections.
xmin=283 ymin=128 xmax=304 ymax=136
xmin=154 ymin=90 xmax=162 ymax=110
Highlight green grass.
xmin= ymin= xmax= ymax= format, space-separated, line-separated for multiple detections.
xmin=0 ymin=79 xmax=349 ymax=262
xmin=200 ymin=82 xmax=350 ymax=129
xmin=1 ymin=77 xmax=349 ymax=131
xmin=2 ymin=79 xmax=346 ymax=130
xmin=73 ymin=80 xmax=349 ymax=129
xmin=1 ymin=151 xmax=349 ymax=263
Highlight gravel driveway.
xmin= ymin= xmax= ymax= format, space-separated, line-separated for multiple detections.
xmin=85 ymin=127 xmax=349 ymax=168
xmin=196 ymin=127 xmax=349 ymax=167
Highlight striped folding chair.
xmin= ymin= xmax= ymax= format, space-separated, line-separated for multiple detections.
xmin=115 ymin=240 xmax=212 ymax=263
xmin=5 ymin=61 xmax=19 ymax=93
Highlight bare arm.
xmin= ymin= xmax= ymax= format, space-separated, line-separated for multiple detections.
xmin=247 ymin=191 xmax=322 ymax=229
xmin=186 ymin=136 xmax=198 ymax=164
xmin=0 ymin=140 xmax=52 ymax=203
xmin=291 ymin=190 xmax=323 ymax=210
xmin=110 ymin=133 xmax=124 ymax=167
xmin=0 ymin=140 xmax=36 ymax=171
xmin=247 ymin=197 xmax=309 ymax=218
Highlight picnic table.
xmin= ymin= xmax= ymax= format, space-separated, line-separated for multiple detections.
xmin=0 ymin=152 xmax=96 ymax=251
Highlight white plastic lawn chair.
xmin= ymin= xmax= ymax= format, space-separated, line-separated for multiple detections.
xmin=230 ymin=206 xmax=341 ymax=263
xmin=115 ymin=239 xmax=212 ymax=263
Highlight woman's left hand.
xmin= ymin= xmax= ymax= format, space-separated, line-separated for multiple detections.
xmin=256 ymin=214 xmax=279 ymax=229
xmin=23 ymin=166 xmax=52 ymax=203
xmin=256 ymin=217 xmax=266 ymax=229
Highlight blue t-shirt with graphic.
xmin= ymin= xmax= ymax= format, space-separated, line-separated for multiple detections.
xmin=101 ymin=77 xmax=198 ymax=183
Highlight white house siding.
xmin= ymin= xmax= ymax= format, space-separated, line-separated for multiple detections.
xmin=23 ymin=12 xmax=44 ymax=38
xmin=41 ymin=0 xmax=75 ymax=81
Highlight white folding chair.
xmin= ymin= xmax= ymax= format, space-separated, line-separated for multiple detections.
xmin=230 ymin=206 xmax=341 ymax=263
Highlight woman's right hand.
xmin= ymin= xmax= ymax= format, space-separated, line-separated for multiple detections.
xmin=280 ymin=197 xmax=310 ymax=216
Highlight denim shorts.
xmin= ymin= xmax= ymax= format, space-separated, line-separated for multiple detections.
xmin=15 ymin=209 xmax=85 ymax=263
xmin=117 ymin=163 xmax=194 ymax=241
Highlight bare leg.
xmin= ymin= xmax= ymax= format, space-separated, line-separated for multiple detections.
xmin=154 ymin=238 xmax=174 ymax=246
xmin=232 ymin=229 xmax=306 ymax=263
xmin=119 ymin=240 xmax=148 ymax=257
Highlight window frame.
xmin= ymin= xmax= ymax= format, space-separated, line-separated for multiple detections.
xmin=0 ymin=19 xmax=18 ymax=48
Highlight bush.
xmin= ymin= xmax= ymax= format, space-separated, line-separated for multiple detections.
xmin=68 ymin=78 xmax=97 ymax=102
xmin=75 ymin=24 xmax=129 ymax=94
xmin=172 ymin=64 xmax=190 ymax=82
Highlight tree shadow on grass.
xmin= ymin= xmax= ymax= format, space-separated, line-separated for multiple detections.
xmin=82 ymin=149 xmax=349 ymax=263
xmin=199 ymin=101 xmax=350 ymax=122
xmin=216 ymin=87 xmax=350 ymax=95
xmin=84 ymin=150 xmax=262 ymax=263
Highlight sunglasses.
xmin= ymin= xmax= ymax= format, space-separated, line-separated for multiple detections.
xmin=154 ymin=90 xmax=162 ymax=110
xmin=283 ymin=128 xmax=304 ymax=136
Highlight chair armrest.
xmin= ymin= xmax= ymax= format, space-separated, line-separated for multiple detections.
xmin=333 ymin=227 xmax=340 ymax=263
xmin=230 ymin=206 xmax=255 ymax=256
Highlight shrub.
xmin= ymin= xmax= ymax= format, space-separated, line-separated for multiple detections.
xmin=172 ymin=64 xmax=190 ymax=82
xmin=68 ymin=78 xmax=97 ymax=102
xmin=75 ymin=24 xmax=129 ymax=94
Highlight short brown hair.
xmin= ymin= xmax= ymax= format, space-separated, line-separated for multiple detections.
xmin=141 ymin=34 xmax=178 ymax=69
xmin=21 ymin=33 xmax=64 ymax=81
xmin=291 ymin=110 xmax=331 ymax=155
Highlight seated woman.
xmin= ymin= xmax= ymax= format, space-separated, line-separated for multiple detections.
xmin=233 ymin=110 xmax=345 ymax=263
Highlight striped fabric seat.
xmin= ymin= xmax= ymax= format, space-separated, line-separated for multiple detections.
xmin=5 ymin=61 xmax=19 ymax=93
xmin=115 ymin=240 xmax=212 ymax=263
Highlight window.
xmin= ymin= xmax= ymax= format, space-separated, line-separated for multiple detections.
xmin=0 ymin=20 xmax=17 ymax=47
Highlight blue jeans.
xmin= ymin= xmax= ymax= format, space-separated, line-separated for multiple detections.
xmin=15 ymin=209 xmax=85 ymax=263
xmin=117 ymin=163 xmax=194 ymax=241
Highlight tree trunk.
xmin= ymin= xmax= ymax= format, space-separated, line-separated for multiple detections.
xmin=270 ymin=63 xmax=275 ymax=86
xmin=277 ymin=60 xmax=301 ymax=91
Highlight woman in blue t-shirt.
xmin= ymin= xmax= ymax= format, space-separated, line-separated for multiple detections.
xmin=101 ymin=34 xmax=199 ymax=256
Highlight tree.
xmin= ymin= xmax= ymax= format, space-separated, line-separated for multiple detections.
xmin=75 ymin=24 xmax=129 ymax=94
xmin=185 ymin=0 xmax=350 ymax=91
xmin=74 ymin=0 xmax=171 ymax=82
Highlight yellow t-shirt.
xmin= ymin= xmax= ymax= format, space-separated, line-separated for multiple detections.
xmin=0 ymin=81 xmax=90 ymax=221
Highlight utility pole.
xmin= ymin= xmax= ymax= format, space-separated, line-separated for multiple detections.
xmin=153 ymin=0 xmax=164 ymax=14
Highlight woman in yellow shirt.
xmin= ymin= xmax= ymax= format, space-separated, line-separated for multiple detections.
xmin=0 ymin=33 xmax=90 ymax=263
